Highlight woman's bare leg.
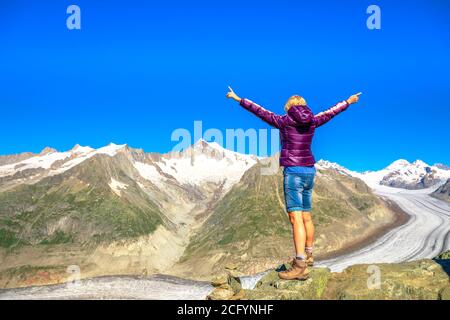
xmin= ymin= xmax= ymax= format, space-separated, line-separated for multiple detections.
xmin=302 ymin=212 xmax=315 ymax=248
xmin=288 ymin=211 xmax=306 ymax=257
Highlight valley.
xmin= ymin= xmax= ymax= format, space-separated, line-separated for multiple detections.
xmin=0 ymin=140 xmax=449 ymax=296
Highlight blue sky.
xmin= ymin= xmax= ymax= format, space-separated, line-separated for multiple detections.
xmin=1 ymin=0 xmax=449 ymax=171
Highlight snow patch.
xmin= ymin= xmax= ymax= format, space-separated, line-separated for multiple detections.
xmin=157 ymin=154 xmax=256 ymax=190
xmin=97 ymin=144 xmax=126 ymax=157
xmin=0 ymin=143 xmax=127 ymax=179
xmin=0 ymin=151 xmax=72 ymax=178
xmin=109 ymin=178 xmax=128 ymax=197
xmin=134 ymin=162 xmax=166 ymax=187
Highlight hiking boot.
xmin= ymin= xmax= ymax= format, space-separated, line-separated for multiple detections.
xmin=278 ymin=259 xmax=309 ymax=280
xmin=305 ymin=252 xmax=314 ymax=266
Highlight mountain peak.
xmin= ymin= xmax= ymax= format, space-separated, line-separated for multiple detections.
xmin=39 ymin=147 xmax=57 ymax=155
xmin=412 ymin=159 xmax=429 ymax=167
xmin=96 ymin=143 xmax=127 ymax=156
xmin=434 ymin=163 xmax=450 ymax=171
xmin=387 ymin=159 xmax=410 ymax=170
xmin=190 ymin=139 xmax=258 ymax=162
xmin=192 ymin=139 xmax=225 ymax=153
xmin=70 ymin=144 xmax=94 ymax=154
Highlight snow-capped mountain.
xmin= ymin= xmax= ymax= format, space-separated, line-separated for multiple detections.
xmin=0 ymin=139 xmax=259 ymax=252
xmin=318 ymin=159 xmax=450 ymax=190
xmin=2 ymin=142 xmax=448 ymax=193
xmin=0 ymin=139 xmax=257 ymax=194
xmin=133 ymin=139 xmax=257 ymax=190
xmin=316 ymin=160 xmax=358 ymax=177
xmin=1 ymin=140 xmax=421 ymax=282
xmin=0 ymin=143 xmax=127 ymax=191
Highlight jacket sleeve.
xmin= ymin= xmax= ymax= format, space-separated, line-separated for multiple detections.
xmin=240 ymin=99 xmax=285 ymax=129
xmin=313 ymin=100 xmax=350 ymax=128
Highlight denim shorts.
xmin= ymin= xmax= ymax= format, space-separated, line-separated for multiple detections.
xmin=283 ymin=166 xmax=316 ymax=212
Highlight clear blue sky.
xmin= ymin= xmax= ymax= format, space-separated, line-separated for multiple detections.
xmin=1 ymin=0 xmax=449 ymax=171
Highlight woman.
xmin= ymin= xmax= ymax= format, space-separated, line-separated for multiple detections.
xmin=226 ymin=87 xmax=361 ymax=280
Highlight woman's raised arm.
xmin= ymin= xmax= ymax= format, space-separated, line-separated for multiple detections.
xmin=314 ymin=93 xmax=361 ymax=127
xmin=226 ymin=87 xmax=285 ymax=129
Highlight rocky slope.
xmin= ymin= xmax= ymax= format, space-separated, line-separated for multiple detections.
xmin=0 ymin=141 xmax=410 ymax=285
xmin=0 ymin=141 xmax=257 ymax=278
xmin=432 ymin=179 xmax=450 ymax=202
xmin=207 ymin=251 xmax=450 ymax=300
xmin=174 ymin=159 xmax=402 ymax=278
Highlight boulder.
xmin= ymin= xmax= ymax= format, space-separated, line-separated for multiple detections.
xmin=240 ymin=258 xmax=450 ymax=300
xmin=322 ymin=259 xmax=449 ymax=300
xmin=245 ymin=267 xmax=331 ymax=300
xmin=211 ymin=274 xmax=228 ymax=287
xmin=207 ymin=288 xmax=235 ymax=300
xmin=228 ymin=275 xmax=242 ymax=293
xmin=207 ymin=267 xmax=244 ymax=300
xmin=439 ymin=286 xmax=450 ymax=300
xmin=225 ymin=263 xmax=239 ymax=270
xmin=229 ymin=289 xmax=246 ymax=300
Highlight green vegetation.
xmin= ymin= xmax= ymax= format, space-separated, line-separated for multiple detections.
xmin=0 ymin=155 xmax=164 ymax=248
xmin=0 ymin=228 xmax=19 ymax=248
xmin=242 ymin=259 xmax=450 ymax=300
xmin=40 ymin=231 xmax=73 ymax=245
xmin=435 ymin=250 xmax=450 ymax=260
xmin=183 ymin=165 xmax=291 ymax=257
xmin=180 ymin=164 xmax=386 ymax=275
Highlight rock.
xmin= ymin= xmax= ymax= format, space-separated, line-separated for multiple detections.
xmin=226 ymin=269 xmax=244 ymax=278
xmin=322 ymin=260 xmax=449 ymax=300
xmin=139 ymin=268 xmax=148 ymax=278
xmin=217 ymin=283 xmax=234 ymax=291
xmin=211 ymin=275 xmax=228 ymax=287
xmin=225 ymin=263 xmax=239 ymax=270
xmin=240 ymin=259 xmax=449 ymax=300
xmin=439 ymin=286 xmax=450 ymax=300
xmin=228 ymin=275 xmax=242 ymax=293
xmin=207 ymin=288 xmax=235 ymax=300
xmin=207 ymin=265 xmax=244 ymax=300
xmin=230 ymin=289 xmax=246 ymax=300
xmin=246 ymin=267 xmax=331 ymax=300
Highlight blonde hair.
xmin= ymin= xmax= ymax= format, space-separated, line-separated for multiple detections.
xmin=284 ymin=95 xmax=307 ymax=112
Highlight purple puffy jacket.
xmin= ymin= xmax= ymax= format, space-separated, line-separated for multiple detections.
xmin=240 ymin=98 xmax=350 ymax=167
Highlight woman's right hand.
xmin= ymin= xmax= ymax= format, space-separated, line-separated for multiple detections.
xmin=226 ymin=86 xmax=241 ymax=102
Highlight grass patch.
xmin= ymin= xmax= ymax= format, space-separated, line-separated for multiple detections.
xmin=0 ymin=228 xmax=19 ymax=248
xmin=40 ymin=231 xmax=74 ymax=245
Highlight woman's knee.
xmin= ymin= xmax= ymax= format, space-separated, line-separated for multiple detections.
xmin=302 ymin=211 xmax=313 ymax=223
xmin=288 ymin=211 xmax=304 ymax=225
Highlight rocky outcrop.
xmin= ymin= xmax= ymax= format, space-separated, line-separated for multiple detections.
xmin=207 ymin=264 xmax=246 ymax=300
xmin=431 ymin=179 xmax=450 ymax=202
xmin=246 ymin=266 xmax=331 ymax=300
xmin=321 ymin=259 xmax=449 ymax=300
xmin=211 ymin=252 xmax=450 ymax=300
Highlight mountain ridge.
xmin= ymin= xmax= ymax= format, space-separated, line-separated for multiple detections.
xmin=0 ymin=141 xmax=447 ymax=284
